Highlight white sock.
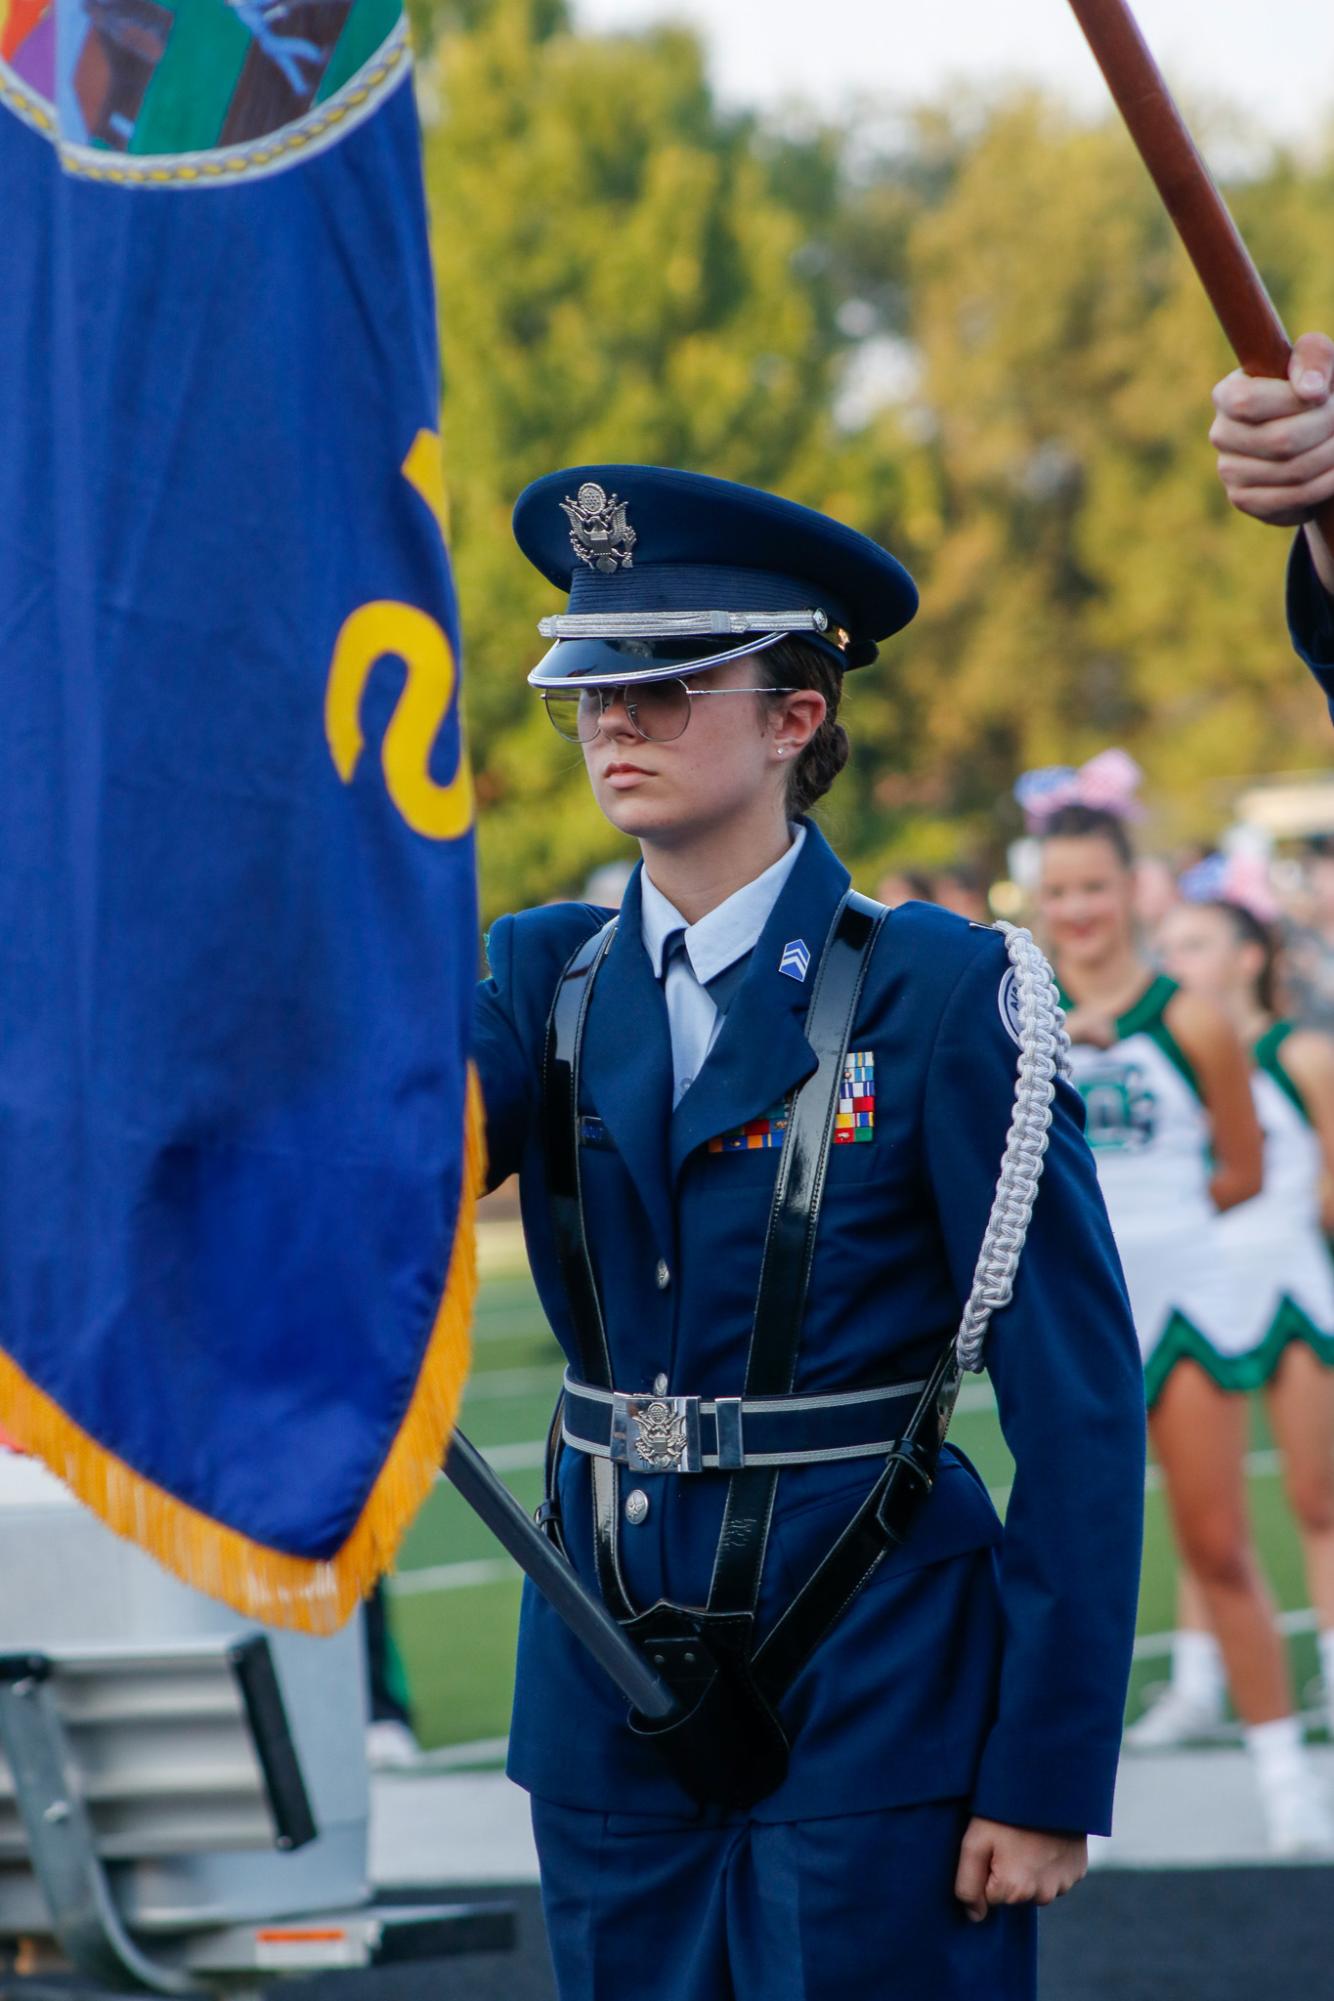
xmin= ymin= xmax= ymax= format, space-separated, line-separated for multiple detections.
xmin=1319 ymin=1630 xmax=1334 ymax=1702
xmin=1172 ymin=1628 xmax=1225 ymax=1707
xmin=1245 ymin=1715 xmax=1309 ymax=1796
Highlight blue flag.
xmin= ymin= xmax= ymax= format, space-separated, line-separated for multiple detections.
xmin=0 ymin=0 xmax=479 ymax=1629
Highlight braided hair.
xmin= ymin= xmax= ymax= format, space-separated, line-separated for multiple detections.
xmin=763 ymin=636 xmax=850 ymax=815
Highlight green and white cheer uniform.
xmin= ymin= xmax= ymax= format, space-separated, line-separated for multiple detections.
xmin=1211 ymin=1022 xmax=1334 ymax=1387
xmin=1061 ymin=976 xmax=1234 ymax=1404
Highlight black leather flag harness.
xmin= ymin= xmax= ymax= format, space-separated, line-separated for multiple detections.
xmin=539 ymin=892 xmax=967 ymax=1811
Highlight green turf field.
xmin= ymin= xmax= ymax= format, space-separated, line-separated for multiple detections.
xmin=390 ymin=1223 xmax=1326 ymax=1760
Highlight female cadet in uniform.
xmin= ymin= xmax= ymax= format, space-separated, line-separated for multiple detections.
xmin=1149 ymin=875 xmax=1334 ymax=1771
xmin=1032 ymin=790 xmax=1331 ymax=1851
xmin=472 ymin=465 xmax=1145 ymax=2001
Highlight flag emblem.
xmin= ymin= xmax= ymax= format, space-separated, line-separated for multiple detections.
xmin=0 ymin=0 xmax=410 ymax=184
xmin=779 ymin=938 xmax=811 ymax=982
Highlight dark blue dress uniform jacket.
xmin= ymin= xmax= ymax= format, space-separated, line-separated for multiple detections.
xmin=473 ymin=821 xmax=1145 ymax=1832
xmin=1289 ymin=533 xmax=1334 ymax=713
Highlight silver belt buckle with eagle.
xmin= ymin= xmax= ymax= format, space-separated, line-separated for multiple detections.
xmin=611 ymin=1393 xmax=702 ymax=1474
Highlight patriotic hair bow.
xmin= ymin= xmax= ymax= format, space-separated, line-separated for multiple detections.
xmin=1178 ymin=851 xmax=1280 ymax=925
xmin=1013 ymin=749 xmax=1145 ymax=833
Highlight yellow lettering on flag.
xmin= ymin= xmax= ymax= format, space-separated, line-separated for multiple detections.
xmin=402 ymin=428 xmax=451 ymax=542
xmin=325 ymin=600 xmax=474 ymax=840
xmin=324 ymin=432 xmax=472 ymax=840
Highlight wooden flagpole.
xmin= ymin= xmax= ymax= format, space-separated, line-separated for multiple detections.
xmin=1066 ymin=0 xmax=1334 ymax=555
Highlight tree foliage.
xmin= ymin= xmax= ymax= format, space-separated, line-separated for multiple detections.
xmin=416 ymin=3 xmax=1334 ymax=915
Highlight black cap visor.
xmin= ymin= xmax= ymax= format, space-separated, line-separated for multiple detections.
xmin=526 ymin=630 xmax=831 ymax=689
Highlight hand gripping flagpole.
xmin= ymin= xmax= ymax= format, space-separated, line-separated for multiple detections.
xmin=1065 ymin=0 xmax=1334 ymax=562
xmin=442 ymin=1431 xmax=678 ymax=1721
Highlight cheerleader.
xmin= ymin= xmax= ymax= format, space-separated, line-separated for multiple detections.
xmin=1024 ymin=757 xmax=1333 ymax=1853
xmin=1139 ymin=861 xmax=1334 ymax=1768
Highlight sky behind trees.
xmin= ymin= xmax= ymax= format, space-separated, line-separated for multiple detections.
xmin=577 ymin=0 xmax=1334 ymax=140
xmin=422 ymin=0 xmax=1334 ymax=914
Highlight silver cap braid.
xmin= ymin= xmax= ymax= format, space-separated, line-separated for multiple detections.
xmin=954 ymin=924 xmax=1071 ymax=1374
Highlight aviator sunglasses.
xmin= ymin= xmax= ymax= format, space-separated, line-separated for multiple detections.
xmin=541 ymin=679 xmax=785 ymax=745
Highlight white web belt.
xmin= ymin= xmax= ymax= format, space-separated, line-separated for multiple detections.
xmin=954 ymin=924 xmax=1072 ymax=1373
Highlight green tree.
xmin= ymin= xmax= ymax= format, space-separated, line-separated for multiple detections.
xmin=421 ymin=4 xmax=1334 ymax=903
xmin=860 ymin=95 xmax=1334 ymax=865
xmin=420 ymin=0 xmax=921 ymax=914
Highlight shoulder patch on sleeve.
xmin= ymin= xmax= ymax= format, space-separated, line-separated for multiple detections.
xmin=999 ymin=966 xmax=1024 ymax=1047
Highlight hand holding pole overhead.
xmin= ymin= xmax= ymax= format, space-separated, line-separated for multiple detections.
xmin=1065 ymin=0 xmax=1334 ymax=564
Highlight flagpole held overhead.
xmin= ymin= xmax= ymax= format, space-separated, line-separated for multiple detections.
xmin=1065 ymin=0 xmax=1334 ymax=558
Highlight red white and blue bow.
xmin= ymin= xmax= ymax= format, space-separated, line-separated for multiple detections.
xmin=1013 ymin=750 xmax=1145 ymax=832
xmin=1178 ymin=851 xmax=1280 ymax=925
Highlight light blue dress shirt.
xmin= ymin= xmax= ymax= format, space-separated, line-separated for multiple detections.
xmin=640 ymin=825 xmax=807 ymax=1107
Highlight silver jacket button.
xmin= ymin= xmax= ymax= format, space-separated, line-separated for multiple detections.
xmin=625 ymin=1489 xmax=650 ymax=1526
xmin=653 ymin=1372 xmax=669 ymax=1396
xmin=655 ymin=1259 xmax=671 ymax=1291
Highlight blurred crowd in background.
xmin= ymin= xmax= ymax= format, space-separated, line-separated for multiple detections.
xmin=585 ymin=782 xmax=1334 ymax=1036
xmin=879 ymin=813 xmax=1334 ymax=1036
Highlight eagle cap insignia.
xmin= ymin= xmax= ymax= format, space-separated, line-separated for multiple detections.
xmin=560 ymin=481 xmax=637 ymax=573
xmin=632 ymin=1399 xmax=688 ymax=1471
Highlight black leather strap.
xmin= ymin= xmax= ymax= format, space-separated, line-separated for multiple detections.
xmin=590 ymin=1455 xmax=635 ymax=1621
xmin=542 ymin=919 xmax=639 ymax=1620
xmin=539 ymin=889 xmax=901 ymax=1666
xmin=751 ymin=1335 xmax=962 ymax=1704
xmin=535 ymin=1389 xmax=570 ymax=1557
xmin=541 ymin=920 xmax=618 ymax=1389
xmin=747 ymin=892 xmax=885 ymax=1396
xmin=707 ymin=890 xmax=886 ymax=1616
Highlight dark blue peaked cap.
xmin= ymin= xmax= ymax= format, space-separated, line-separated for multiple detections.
xmin=514 ymin=463 xmax=918 ymax=688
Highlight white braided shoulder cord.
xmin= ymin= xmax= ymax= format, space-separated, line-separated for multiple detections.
xmin=954 ymin=924 xmax=1072 ymax=1374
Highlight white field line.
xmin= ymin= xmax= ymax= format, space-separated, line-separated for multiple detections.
xmin=478 ymin=1439 xmax=549 ymax=1473
xmin=470 ymin=1315 xmax=544 ymax=1346
xmin=410 ymin=1432 xmax=1289 ymax=1598
xmin=465 ymin=1367 xmax=563 ymax=1400
xmin=406 ymin=1736 xmax=511 ymax=1771
xmin=389 ymin=1558 xmax=514 ymax=1597
xmin=427 ymin=1439 xmax=548 ymax=1490
xmin=989 ymin=1446 xmax=1282 ymax=1515
xmin=1132 ymin=1604 xmax=1316 ymax=1662
xmin=476 ymin=1218 xmax=529 ymax=1276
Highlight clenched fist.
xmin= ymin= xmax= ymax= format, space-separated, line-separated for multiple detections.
xmin=1210 ymin=331 xmax=1334 ymax=596
xmin=954 ymin=1816 xmax=1088 ymax=1923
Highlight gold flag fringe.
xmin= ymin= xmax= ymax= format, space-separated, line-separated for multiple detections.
xmin=0 ymin=1067 xmax=486 ymax=1634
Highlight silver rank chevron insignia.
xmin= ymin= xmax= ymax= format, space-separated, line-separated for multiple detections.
xmin=779 ymin=938 xmax=811 ymax=982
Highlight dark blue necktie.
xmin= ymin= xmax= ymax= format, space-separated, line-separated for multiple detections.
xmin=661 ymin=929 xmax=749 ymax=1018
